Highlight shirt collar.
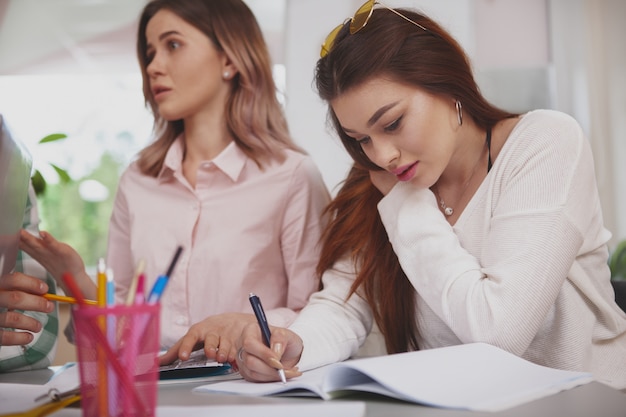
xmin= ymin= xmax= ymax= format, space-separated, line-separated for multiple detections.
xmin=158 ymin=135 xmax=184 ymax=181
xmin=212 ymin=141 xmax=247 ymax=182
xmin=158 ymin=136 xmax=247 ymax=182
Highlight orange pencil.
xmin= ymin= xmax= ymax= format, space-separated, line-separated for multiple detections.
xmin=44 ymin=293 xmax=97 ymax=305
xmin=96 ymin=258 xmax=108 ymax=417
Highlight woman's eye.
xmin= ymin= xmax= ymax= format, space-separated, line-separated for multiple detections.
xmin=167 ymin=40 xmax=181 ymax=50
xmin=357 ymin=136 xmax=371 ymax=146
xmin=145 ymin=51 xmax=155 ymax=64
xmin=384 ymin=117 xmax=402 ymax=132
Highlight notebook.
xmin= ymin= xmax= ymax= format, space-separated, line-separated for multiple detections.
xmin=193 ymin=342 xmax=594 ymax=412
xmin=0 ymin=114 xmax=32 ymax=276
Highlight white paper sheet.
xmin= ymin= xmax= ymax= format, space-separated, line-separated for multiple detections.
xmin=194 ymin=343 xmax=594 ymax=412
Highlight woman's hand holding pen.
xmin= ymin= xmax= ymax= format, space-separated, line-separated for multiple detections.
xmin=0 ymin=271 xmax=54 ymax=346
xmin=19 ymin=229 xmax=97 ymax=301
xmin=235 ymin=322 xmax=303 ymax=382
xmin=158 ymin=312 xmax=257 ymax=366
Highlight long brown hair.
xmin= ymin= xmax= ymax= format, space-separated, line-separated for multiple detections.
xmin=136 ymin=0 xmax=304 ymax=176
xmin=317 ymin=164 xmax=419 ymax=353
xmin=315 ymin=8 xmax=517 ymax=353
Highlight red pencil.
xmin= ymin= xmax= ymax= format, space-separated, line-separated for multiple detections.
xmin=61 ymin=272 xmax=88 ymax=307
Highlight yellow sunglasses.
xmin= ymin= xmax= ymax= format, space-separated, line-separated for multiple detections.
xmin=320 ymin=0 xmax=428 ymax=58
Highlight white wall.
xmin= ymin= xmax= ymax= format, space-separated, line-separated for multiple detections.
xmin=549 ymin=0 xmax=626 ymax=245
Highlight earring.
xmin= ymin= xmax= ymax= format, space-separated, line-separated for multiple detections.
xmin=223 ymin=71 xmax=230 ymax=80
xmin=455 ymin=100 xmax=463 ymax=126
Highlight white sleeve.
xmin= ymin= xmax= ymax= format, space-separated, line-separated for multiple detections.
xmin=289 ymin=258 xmax=374 ymax=371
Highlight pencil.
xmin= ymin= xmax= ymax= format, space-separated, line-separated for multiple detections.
xmin=61 ymin=272 xmax=88 ymax=307
xmin=96 ymin=258 xmax=108 ymax=417
xmin=125 ymin=259 xmax=145 ymax=306
xmin=62 ymin=273 xmax=143 ymax=411
xmin=97 ymin=258 xmax=107 ymax=308
xmin=44 ymin=293 xmax=97 ymax=305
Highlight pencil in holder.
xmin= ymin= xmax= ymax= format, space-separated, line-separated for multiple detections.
xmin=73 ymin=303 xmax=160 ymax=417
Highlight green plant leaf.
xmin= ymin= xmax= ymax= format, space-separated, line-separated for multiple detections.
xmin=38 ymin=133 xmax=68 ymax=144
xmin=50 ymin=163 xmax=72 ymax=184
xmin=31 ymin=169 xmax=47 ymax=196
xmin=609 ymin=240 xmax=626 ymax=280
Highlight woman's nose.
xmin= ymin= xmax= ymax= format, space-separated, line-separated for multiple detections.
xmin=370 ymin=139 xmax=400 ymax=169
xmin=146 ymin=53 xmax=164 ymax=77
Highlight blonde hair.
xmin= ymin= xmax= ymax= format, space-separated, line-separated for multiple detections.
xmin=136 ymin=0 xmax=304 ymax=176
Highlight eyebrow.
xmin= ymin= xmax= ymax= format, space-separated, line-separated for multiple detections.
xmin=146 ymin=30 xmax=181 ymax=51
xmin=367 ymin=101 xmax=400 ymax=127
xmin=342 ymin=101 xmax=400 ymax=134
xmin=158 ymin=30 xmax=180 ymax=41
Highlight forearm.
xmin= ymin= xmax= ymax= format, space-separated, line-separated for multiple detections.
xmin=289 ymin=259 xmax=373 ymax=371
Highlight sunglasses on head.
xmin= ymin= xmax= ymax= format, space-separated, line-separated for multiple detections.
xmin=320 ymin=0 xmax=428 ymax=58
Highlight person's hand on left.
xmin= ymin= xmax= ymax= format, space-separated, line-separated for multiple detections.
xmin=369 ymin=169 xmax=398 ymax=196
xmin=0 ymin=271 xmax=54 ymax=346
xmin=158 ymin=312 xmax=258 ymax=366
xmin=19 ymin=229 xmax=96 ymax=300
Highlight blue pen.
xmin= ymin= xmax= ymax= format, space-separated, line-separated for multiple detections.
xmin=249 ymin=293 xmax=287 ymax=384
xmin=106 ymin=268 xmax=115 ymax=306
xmin=147 ymin=246 xmax=183 ymax=304
xmin=105 ymin=268 xmax=117 ymax=414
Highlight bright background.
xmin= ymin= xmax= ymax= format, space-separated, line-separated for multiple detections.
xmin=0 ymin=0 xmax=624 ymax=269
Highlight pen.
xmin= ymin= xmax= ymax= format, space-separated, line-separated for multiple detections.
xmin=147 ymin=246 xmax=183 ymax=304
xmin=106 ymin=268 xmax=115 ymax=306
xmin=248 ymin=292 xmax=287 ymax=384
xmin=44 ymin=293 xmax=97 ymax=305
xmin=105 ymin=268 xmax=117 ymax=413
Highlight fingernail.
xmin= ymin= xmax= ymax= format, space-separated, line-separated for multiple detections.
xmin=272 ymin=342 xmax=284 ymax=356
xmin=268 ymin=357 xmax=284 ymax=370
xmin=46 ymin=301 xmax=54 ymax=311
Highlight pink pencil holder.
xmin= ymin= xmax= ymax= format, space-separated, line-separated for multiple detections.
xmin=73 ymin=303 xmax=160 ymax=417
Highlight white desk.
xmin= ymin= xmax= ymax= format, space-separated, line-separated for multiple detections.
xmin=2 ymin=367 xmax=626 ymax=417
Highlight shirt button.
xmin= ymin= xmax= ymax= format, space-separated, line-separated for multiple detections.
xmin=175 ymin=317 xmax=187 ymax=326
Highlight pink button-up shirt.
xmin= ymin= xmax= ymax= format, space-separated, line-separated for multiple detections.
xmin=107 ymin=138 xmax=330 ymax=347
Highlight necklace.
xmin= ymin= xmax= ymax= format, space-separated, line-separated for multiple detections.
xmin=433 ymin=129 xmax=491 ymax=217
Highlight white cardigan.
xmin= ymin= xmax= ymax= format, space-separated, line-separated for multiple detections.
xmin=290 ymin=109 xmax=626 ymax=390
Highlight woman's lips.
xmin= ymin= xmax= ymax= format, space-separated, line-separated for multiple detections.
xmin=152 ymin=86 xmax=171 ymax=101
xmin=393 ymin=162 xmax=418 ymax=182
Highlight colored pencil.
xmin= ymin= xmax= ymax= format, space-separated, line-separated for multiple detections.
xmin=96 ymin=259 xmax=108 ymax=417
xmin=44 ymin=293 xmax=97 ymax=305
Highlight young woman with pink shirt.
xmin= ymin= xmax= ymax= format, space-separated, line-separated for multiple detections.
xmin=20 ymin=0 xmax=330 ymax=366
